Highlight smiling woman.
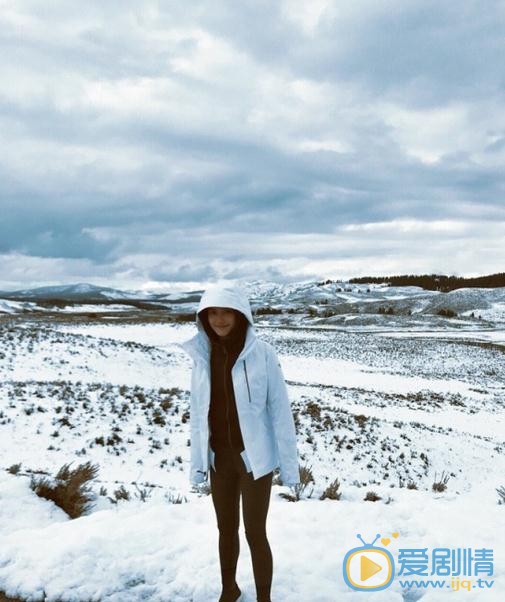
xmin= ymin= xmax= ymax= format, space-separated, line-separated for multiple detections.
xmin=207 ymin=307 xmax=237 ymax=337
xmin=180 ymin=283 xmax=300 ymax=602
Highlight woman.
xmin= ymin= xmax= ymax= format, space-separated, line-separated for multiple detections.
xmin=180 ymin=283 xmax=300 ymax=602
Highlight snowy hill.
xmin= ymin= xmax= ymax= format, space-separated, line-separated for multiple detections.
xmin=1 ymin=280 xmax=505 ymax=324
xmin=0 ymin=283 xmax=141 ymax=302
xmin=0 ymin=313 xmax=504 ymax=600
xmin=0 ymin=299 xmax=40 ymax=314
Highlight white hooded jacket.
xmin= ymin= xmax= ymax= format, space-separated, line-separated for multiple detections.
xmin=179 ymin=284 xmax=300 ymax=487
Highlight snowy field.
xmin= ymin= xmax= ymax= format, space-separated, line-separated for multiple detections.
xmin=0 ymin=315 xmax=504 ymax=601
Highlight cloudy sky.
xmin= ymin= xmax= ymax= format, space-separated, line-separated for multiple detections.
xmin=1 ymin=0 xmax=504 ymax=292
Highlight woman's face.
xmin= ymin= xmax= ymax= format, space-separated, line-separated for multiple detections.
xmin=207 ymin=307 xmax=236 ymax=337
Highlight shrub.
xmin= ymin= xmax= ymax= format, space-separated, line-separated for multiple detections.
xmin=354 ymin=414 xmax=368 ymax=428
xmin=398 ymin=476 xmax=419 ymax=490
xmin=432 ymin=471 xmax=450 ymax=492
xmin=305 ymin=401 xmax=321 ymax=419
xmin=7 ymin=462 xmax=22 ymax=475
xmin=496 ymin=486 xmax=505 ymax=505
xmin=320 ymin=477 xmax=342 ymax=500
xmin=364 ymin=491 xmax=382 ymax=502
xmin=437 ymin=308 xmax=457 ymax=318
xmin=165 ymin=492 xmax=188 ymax=504
xmin=108 ymin=485 xmax=130 ymax=503
xmin=133 ymin=483 xmax=153 ymax=502
xmin=30 ymin=461 xmax=99 ymax=518
xmin=255 ymin=306 xmax=283 ymax=316
xmin=160 ymin=398 xmax=172 ymax=412
xmin=279 ymin=464 xmax=314 ymax=502
xmin=378 ymin=306 xmax=395 ymax=314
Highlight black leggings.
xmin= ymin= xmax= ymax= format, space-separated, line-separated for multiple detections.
xmin=210 ymin=446 xmax=273 ymax=600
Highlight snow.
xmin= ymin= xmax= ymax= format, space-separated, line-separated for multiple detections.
xmin=52 ymin=323 xmax=196 ymax=346
xmin=0 ymin=300 xmax=38 ymax=314
xmin=461 ymin=303 xmax=505 ymax=324
xmin=49 ymin=304 xmax=132 ymax=313
xmin=0 ymin=304 xmax=504 ymax=601
xmin=379 ymin=329 xmax=505 ymax=346
xmin=282 ymin=355 xmax=482 ymax=397
xmin=0 ymin=473 xmax=503 ymax=601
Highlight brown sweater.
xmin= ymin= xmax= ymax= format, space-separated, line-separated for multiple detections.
xmin=198 ymin=309 xmax=248 ymax=451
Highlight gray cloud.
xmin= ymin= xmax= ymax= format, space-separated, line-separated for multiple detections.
xmin=0 ymin=0 xmax=504 ymax=289
xmin=148 ymin=263 xmax=218 ymax=283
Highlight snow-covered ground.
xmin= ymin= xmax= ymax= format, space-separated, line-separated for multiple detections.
xmin=0 ymin=316 xmax=504 ymax=601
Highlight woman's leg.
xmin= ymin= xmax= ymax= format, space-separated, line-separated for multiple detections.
xmin=240 ymin=468 xmax=273 ymax=602
xmin=210 ymin=450 xmax=241 ymax=593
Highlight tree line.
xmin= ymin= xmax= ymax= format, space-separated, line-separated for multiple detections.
xmin=347 ymin=273 xmax=505 ymax=292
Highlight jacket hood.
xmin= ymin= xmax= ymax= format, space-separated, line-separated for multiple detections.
xmin=196 ymin=284 xmax=253 ymax=326
xmin=180 ymin=284 xmax=255 ymax=361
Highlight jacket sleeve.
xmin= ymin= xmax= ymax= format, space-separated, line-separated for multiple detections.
xmin=189 ymin=367 xmax=207 ymax=486
xmin=265 ymin=344 xmax=300 ymax=486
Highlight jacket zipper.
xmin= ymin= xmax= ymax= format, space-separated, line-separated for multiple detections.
xmin=244 ymin=360 xmax=252 ymax=403
xmin=206 ymin=359 xmax=211 ymax=475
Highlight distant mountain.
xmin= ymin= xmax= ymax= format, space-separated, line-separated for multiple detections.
xmin=151 ymin=291 xmax=204 ymax=304
xmin=0 ymin=283 xmax=210 ymax=304
xmin=0 ymin=283 xmax=139 ymax=302
xmin=1 ymin=280 xmax=504 ymax=323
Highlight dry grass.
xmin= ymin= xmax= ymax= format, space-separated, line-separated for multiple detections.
xmin=30 ymin=461 xmax=99 ymax=518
